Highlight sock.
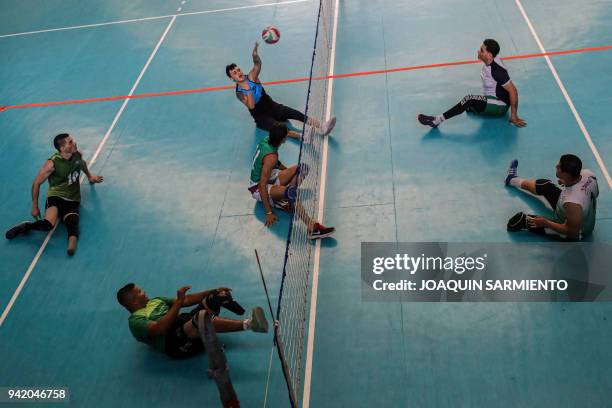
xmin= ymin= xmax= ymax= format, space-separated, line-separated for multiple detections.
xmin=509 ymin=177 xmax=524 ymax=189
xmin=242 ymin=318 xmax=251 ymax=331
xmin=433 ymin=115 xmax=445 ymax=126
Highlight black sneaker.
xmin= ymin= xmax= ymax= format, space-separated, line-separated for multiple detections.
xmin=507 ymin=212 xmax=532 ymax=232
xmin=274 ymin=199 xmax=294 ymax=213
xmin=5 ymin=221 xmax=31 ymax=240
xmin=417 ymin=114 xmax=438 ymax=128
xmin=308 ymin=223 xmax=335 ymax=240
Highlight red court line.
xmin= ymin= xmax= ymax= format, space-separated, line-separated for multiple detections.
xmin=2 ymin=44 xmax=611 ymax=112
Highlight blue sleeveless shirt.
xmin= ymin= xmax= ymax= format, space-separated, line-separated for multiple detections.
xmin=236 ymin=78 xmax=264 ymax=104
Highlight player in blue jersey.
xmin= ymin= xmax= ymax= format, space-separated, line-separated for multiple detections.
xmin=227 ymin=42 xmax=336 ymax=140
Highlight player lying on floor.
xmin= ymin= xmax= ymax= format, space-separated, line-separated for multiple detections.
xmin=117 ymin=284 xmax=268 ymax=359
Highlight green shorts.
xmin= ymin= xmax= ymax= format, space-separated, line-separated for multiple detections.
xmin=483 ymin=95 xmax=510 ymax=115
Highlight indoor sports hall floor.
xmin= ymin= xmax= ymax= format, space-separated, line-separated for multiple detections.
xmin=1 ymin=0 xmax=611 ymax=407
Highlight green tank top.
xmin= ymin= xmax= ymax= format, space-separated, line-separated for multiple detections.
xmin=250 ymin=137 xmax=278 ymax=183
xmin=47 ymin=152 xmax=84 ymax=202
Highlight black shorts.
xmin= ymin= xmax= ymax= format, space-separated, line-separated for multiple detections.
xmin=164 ymin=313 xmax=204 ymax=359
xmin=251 ymin=98 xmax=306 ymax=131
xmin=535 ymin=179 xmax=562 ymax=209
xmin=45 ymin=196 xmax=80 ymax=220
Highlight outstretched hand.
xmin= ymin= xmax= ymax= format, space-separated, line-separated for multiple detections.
xmin=265 ymin=212 xmax=277 ymax=227
xmin=88 ymin=175 xmax=104 ymax=184
xmin=252 ymin=42 xmax=259 ymax=56
xmin=509 ymin=115 xmax=526 ymax=127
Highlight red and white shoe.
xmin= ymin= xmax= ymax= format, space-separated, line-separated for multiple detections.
xmin=273 ymin=199 xmax=294 ymax=213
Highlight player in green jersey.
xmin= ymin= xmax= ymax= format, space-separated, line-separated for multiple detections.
xmin=248 ymin=122 xmax=335 ymax=239
xmin=5 ymin=133 xmax=103 ymax=256
xmin=117 ymin=284 xmax=268 ymax=359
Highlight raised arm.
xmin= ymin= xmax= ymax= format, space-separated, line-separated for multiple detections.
xmin=248 ymin=42 xmax=262 ymax=81
xmin=147 ymin=286 xmax=190 ymax=337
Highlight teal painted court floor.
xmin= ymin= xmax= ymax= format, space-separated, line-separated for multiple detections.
xmin=1 ymin=0 xmax=611 ymax=407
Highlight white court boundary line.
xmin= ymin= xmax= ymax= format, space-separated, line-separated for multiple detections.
xmin=302 ymin=0 xmax=340 ymax=406
xmin=0 ymin=0 xmax=309 ymax=39
xmin=0 ymin=15 xmax=178 ymax=328
xmin=515 ymin=0 xmax=612 ymax=189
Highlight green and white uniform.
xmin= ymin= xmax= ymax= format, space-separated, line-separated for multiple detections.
xmin=249 ymin=137 xmax=280 ymax=203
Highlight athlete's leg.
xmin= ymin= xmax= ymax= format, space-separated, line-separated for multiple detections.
xmin=5 ymin=204 xmax=57 ymax=239
xmin=277 ymin=165 xmax=298 ymax=186
xmin=182 ymin=307 xmax=268 ymax=339
xmin=64 ymin=212 xmax=79 ymax=256
xmin=418 ymin=95 xmax=492 ymax=127
xmin=443 ymin=94 xmax=488 ymax=119
xmin=505 ymin=160 xmax=559 ymax=211
xmin=255 ymin=106 xmax=301 ymax=140
xmin=273 ymin=102 xmax=336 ymax=136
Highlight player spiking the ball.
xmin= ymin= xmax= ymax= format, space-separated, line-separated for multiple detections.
xmin=226 ymin=42 xmax=336 ymax=140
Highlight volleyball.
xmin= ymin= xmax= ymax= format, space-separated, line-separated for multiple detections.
xmin=262 ymin=26 xmax=280 ymax=44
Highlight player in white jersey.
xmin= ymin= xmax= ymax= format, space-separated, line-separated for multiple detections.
xmin=418 ymin=39 xmax=526 ymax=128
xmin=505 ymin=154 xmax=599 ymax=240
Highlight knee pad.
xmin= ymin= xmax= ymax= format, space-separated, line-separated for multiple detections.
xmin=535 ymin=179 xmax=554 ymax=195
xmin=64 ymin=213 xmax=79 ymax=237
xmin=285 ymin=185 xmax=298 ymax=202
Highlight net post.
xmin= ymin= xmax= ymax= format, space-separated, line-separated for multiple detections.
xmin=197 ymin=311 xmax=240 ymax=408
xmin=274 ymin=323 xmax=299 ymax=408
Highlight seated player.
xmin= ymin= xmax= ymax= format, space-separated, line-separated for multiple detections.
xmin=226 ymin=42 xmax=336 ymax=140
xmin=249 ymin=122 xmax=335 ymax=240
xmin=418 ymin=39 xmax=526 ymax=128
xmin=505 ymin=154 xmax=599 ymax=240
xmin=5 ymin=133 xmax=103 ymax=256
xmin=117 ymin=284 xmax=268 ymax=359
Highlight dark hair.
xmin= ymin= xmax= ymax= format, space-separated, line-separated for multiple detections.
xmin=225 ymin=63 xmax=237 ymax=78
xmin=483 ymin=39 xmax=500 ymax=57
xmin=117 ymin=283 xmax=135 ymax=309
xmin=269 ymin=122 xmax=288 ymax=147
xmin=559 ymin=154 xmax=582 ymax=178
xmin=53 ymin=133 xmax=70 ymax=151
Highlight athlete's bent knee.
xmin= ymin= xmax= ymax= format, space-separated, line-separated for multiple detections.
xmin=64 ymin=213 xmax=80 ymax=237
